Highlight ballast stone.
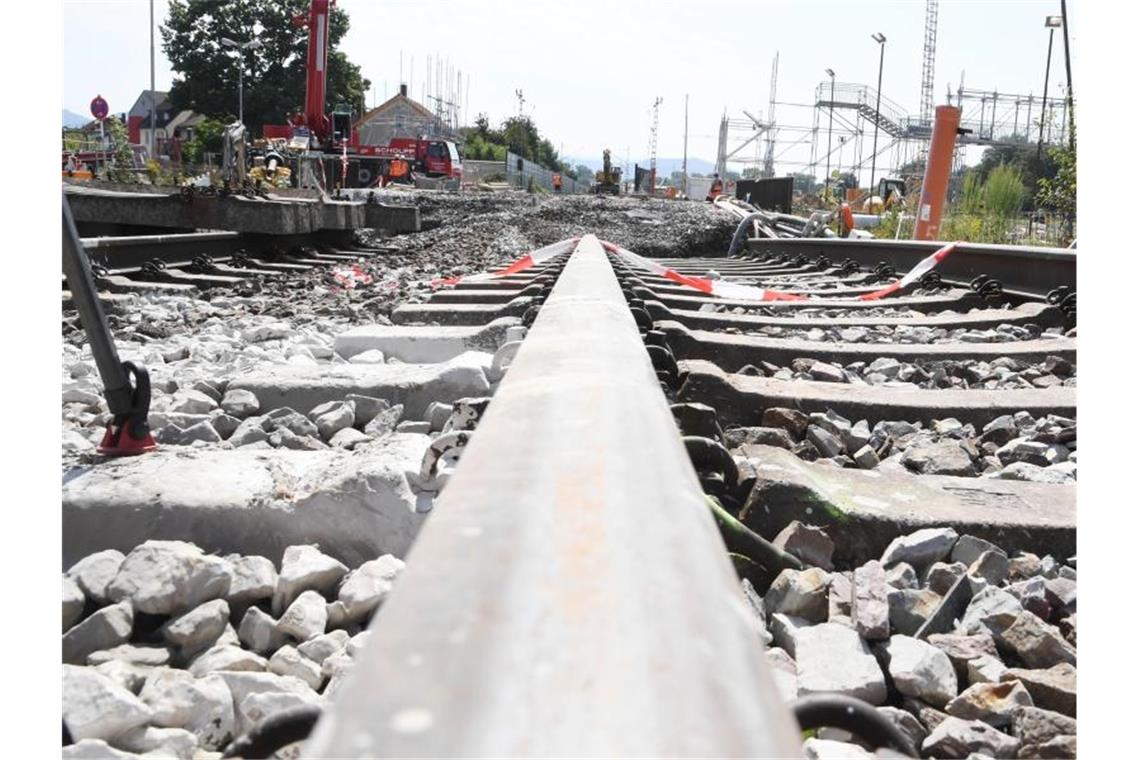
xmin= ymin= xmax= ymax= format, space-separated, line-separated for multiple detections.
xmin=881 ymin=527 xmax=959 ymax=570
xmin=63 ymin=665 xmax=153 ymax=742
xmin=225 ymin=555 xmax=277 ymax=607
xmin=63 ymin=575 xmax=86 ymax=632
xmin=277 ymin=590 xmax=328 ymax=641
xmin=274 ymin=545 xmax=349 ymax=614
xmin=238 ymin=607 xmax=287 ymax=655
xmin=105 ymin=541 xmax=231 ymax=616
xmin=62 ymin=739 xmax=145 ymax=759
xmin=882 ymin=634 xmax=958 ymax=708
xmin=63 ymin=601 xmax=134 ymax=665
xmin=67 ymin=549 xmax=126 ymax=605
xmin=162 ymin=599 xmax=230 ymax=654
xmin=795 ymin=622 xmax=887 ymax=704
xmin=337 ymin=554 xmax=405 ymax=622
xmin=140 ymin=668 xmax=235 ymax=749
xmin=220 ymin=389 xmax=260 ymax=418
xmin=113 ymin=725 xmax=198 ymax=759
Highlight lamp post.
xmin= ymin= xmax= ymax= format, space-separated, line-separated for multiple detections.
xmin=220 ymin=37 xmax=262 ymax=125
xmin=825 ymin=68 xmax=835 ymax=198
xmin=1037 ymin=16 xmax=1062 ymax=160
xmin=870 ymin=33 xmax=886 ymax=200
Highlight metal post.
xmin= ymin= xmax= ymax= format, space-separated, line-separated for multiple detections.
xmin=62 ymin=198 xmax=127 ymax=407
xmin=682 ymin=93 xmax=689 ymax=197
xmin=238 ymin=62 xmax=244 ymax=125
xmin=1061 ymin=0 xmax=1074 ymax=151
xmin=825 ymin=70 xmax=835 ymax=198
xmin=870 ymin=35 xmax=885 ymax=199
xmin=1037 ymin=27 xmax=1055 ymax=160
xmin=149 ymin=0 xmax=156 ymax=159
xmin=62 ymin=194 xmax=155 ymax=455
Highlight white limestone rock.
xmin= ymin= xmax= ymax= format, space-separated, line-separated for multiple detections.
xmin=64 ymin=575 xmax=86 ymax=632
xmin=236 ymin=690 xmax=324 ymax=739
xmin=225 ymin=555 xmax=277 ymax=607
xmin=63 ymin=665 xmax=154 ymax=743
xmin=297 ymin=630 xmax=350 ymax=667
xmin=238 ymin=606 xmax=288 ymax=655
xmin=67 ymin=549 xmax=126 ymax=605
xmin=62 ymin=739 xmax=145 ymax=759
xmin=188 ymin=645 xmax=268 ymax=677
xmin=88 ymin=644 xmax=171 ymax=668
xmin=162 ymin=599 xmax=230 ymax=654
xmin=278 ymin=590 xmax=328 ymax=641
xmin=220 ymin=389 xmax=260 ymax=418
xmin=113 ymin=725 xmax=198 ymax=760
xmin=273 ymin=545 xmax=348 ymax=615
xmin=337 ymin=554 xmax=405 ymax=623
xmin=107 ymin=541 xmax=232 ymax=616
xmin=268 ymin=645 xmax=325 ymax=691
xmin=140 ymin=668 xmax=235 ymax=750
xmin=63 ymin=601 xmax=134 ymax=665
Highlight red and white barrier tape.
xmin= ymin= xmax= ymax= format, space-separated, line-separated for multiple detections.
xmin=431 ymin=237 xmax=581 ymax=288
xmin=599 ymin=239 xmax=808 ymax=301
xmin=332 ymin=265 xmax=373 ymax=289
xmin=857 ymin=242 xmax=959 ymax=301
xmin=601 ymin=238 xmax=959 ymax=303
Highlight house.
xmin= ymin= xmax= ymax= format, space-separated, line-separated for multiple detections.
xmin=126 ymin=90 xmax=206 ymax=162
xmin=354 ymin=84 xmax=457 ymax=146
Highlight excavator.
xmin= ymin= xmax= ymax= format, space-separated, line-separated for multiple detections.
xmin=593 ymin=149 xmax=622 ymax=195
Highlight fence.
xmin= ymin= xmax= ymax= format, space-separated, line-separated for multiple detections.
xmin=461 ymin=159 xmax=508 ymax=187
xmin=503 ymin=151 xmax=593 ymax=194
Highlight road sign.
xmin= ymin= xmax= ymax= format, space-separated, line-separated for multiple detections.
xmin=90 ymin=95 xmax=109 ymax=121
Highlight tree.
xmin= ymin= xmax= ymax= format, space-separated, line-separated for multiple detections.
xmin=161 ymin=0 xmax=370 ymax=135
xmin=1036 ymin=128 xmax=1075 ymax=241
xmin=575 ymin=164 xmax=594 ymax=182
xmin=182 ymin=117 xmax=227 ymax=165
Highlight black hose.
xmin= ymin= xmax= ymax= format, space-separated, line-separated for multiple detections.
xmin=791 ymin=694 xmax=918 ymax=757
xmin=221 ymin=705 xmax=323 ymax=759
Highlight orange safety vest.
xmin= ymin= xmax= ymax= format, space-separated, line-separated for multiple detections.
xmin=552 ymin=173 xmax=562 ymax=189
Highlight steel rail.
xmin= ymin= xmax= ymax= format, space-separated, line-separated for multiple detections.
xmin=303 ymin=234 xmax=802 ymax=758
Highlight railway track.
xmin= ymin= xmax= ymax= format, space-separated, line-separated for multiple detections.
xmin=62 ymin=223 xmax=1077 ymax=758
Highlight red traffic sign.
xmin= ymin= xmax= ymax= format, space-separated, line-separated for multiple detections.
xmin=90 ymin=95 xmax=109 ymax=120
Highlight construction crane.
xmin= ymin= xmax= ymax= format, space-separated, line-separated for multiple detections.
xmin=648 ymin=97 xmax=662 ymax=194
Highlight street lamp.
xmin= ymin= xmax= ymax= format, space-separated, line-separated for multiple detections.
xmin=220 ymin=37 xmax=262 ymax=125
xmin=825 ymin=68 xmax=835 ymax=198
xmin=870 ymin=33 xmax=886 ymax=201
xmin=1037 ymin=16 xmax=1062 ymax=159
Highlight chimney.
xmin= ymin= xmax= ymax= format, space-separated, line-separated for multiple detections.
xmin=400 ymin=83 xmax=408 ymax=97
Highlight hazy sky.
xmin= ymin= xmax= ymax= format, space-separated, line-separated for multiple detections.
xmin=63 ymin=0 xmax=1076 ymax=176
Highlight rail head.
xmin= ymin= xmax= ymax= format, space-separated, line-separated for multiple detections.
xmin=302 ymin=234 xmax=802 ymax=758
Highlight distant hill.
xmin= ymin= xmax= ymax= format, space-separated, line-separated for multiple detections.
xmin=63 ymin=109 xmax=89 ymax=128
xmin=565 ymin=155 xmax=717 ymax=176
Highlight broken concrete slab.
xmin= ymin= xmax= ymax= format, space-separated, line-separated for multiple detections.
xmin=226 ymin=351 xmax=492 ymax=421
xmin=334 ymin=318 xmax=519 ymax=362
xmin=738 ymin=445 xmax=1074 ymax=567
xmin=62 ymin=434 xmax=432 ymax=568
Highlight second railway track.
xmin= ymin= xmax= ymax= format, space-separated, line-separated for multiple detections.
xmin=61 ymin=211 xmax=1077 ymax=758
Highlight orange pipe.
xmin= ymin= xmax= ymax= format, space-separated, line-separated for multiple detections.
xmin=913 ymin=105 xmax=961 ymax=241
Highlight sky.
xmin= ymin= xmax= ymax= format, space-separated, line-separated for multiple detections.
xmin=63 ymin=0 xmax=1076 ymax=178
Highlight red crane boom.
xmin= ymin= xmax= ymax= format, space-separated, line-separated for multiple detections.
xmin=302 ymin=0 xmax=332 ymax=144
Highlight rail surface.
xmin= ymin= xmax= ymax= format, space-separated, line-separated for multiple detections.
xmin=303 ymin=235 xmax=802 ymax=757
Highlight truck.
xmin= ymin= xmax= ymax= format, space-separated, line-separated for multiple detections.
xmin=593 ymin=149 xmax=622 ymax=195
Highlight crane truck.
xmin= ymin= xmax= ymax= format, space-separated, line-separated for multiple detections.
xmin=260 ymin=0 xmax=462 ymax=189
